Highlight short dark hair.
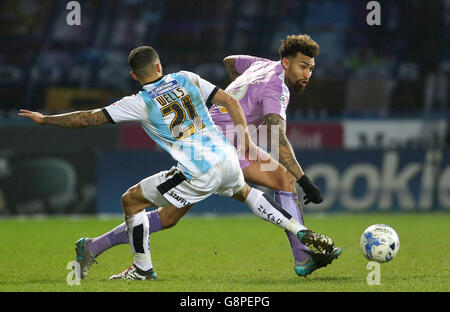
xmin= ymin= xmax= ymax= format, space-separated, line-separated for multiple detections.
xmin=128 ymin=46 xmax=160 ymax=78
xmin=279 ymin=34 xmax=319 ymax=59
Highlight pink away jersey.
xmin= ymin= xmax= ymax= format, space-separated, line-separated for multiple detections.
xmin=209 ymin=55 xmax=290 ymax=146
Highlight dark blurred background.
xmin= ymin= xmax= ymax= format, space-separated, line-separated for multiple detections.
xmin=0 ymin=0 xmax=449 ymax=215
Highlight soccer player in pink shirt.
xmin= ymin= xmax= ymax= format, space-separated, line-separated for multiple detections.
xmin=75 ymin=35 xmax=342 ymax=279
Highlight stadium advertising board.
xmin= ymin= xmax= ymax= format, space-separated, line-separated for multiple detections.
xmin=0 ymin=151 xmax=96 ymax=215
xmin=343 ymin=119 xmax=447 ymax=149
xmin=301 ymin=149 xmax=449 ymax=212
xmin=97 ymin=149 xmax=450 ymax=214
xmin=286 ymin=123 xmax=343 ymax=149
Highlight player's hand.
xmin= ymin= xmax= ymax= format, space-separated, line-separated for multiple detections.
xmin=297 ymin=175 xmax=323 ymax=205
xmin=18 ymin=109 xmax=46 ymax=125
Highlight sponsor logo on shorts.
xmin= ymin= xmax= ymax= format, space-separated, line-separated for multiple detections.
xmin=169 ymin=191 xmax=191 ymax=206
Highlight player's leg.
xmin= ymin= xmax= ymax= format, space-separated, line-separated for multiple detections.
xmin=241 ymin=149 xmax=297 ymax=193
xmin=222 ymin=148 xmax=335 ymax=254
xmin=84 ymin=205 xmax=191 ymax=259
xmin=241 ymin=151 xmax=312 ymax=269
xmin=232 ymin=183 xmax=304 ymax=233
xmin=110 ymin=168 xmax=191 ymax=280
xmin=76 ymin=181 xmax=156 ymax=280
xmin=109 ymin=182 xmax=157 ymax=279
xmin=77 ymin=202 xmax=192 ymax=279
xmin=232 ymin=183 xmax=334 ymax=254
xmin=242 ymin=151 xmax=342 ymax=276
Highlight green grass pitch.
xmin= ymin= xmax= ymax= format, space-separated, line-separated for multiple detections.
xmin=0 ymin=213 xmax=449 ymax=292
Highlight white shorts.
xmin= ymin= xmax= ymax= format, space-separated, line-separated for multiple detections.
xmin=139 ymin=146 xmax=245 ymax=208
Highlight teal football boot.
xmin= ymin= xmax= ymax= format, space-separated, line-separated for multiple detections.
xmin=295 ymin=247 xmax=343 ymax=277
xmin=75 ymin=237 xmax=98 ymax=279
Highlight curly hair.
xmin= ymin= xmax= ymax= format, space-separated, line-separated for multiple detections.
xmin=278 ymin=34 xmax=320 ymax=59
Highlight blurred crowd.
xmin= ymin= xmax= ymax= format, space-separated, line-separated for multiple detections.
xmin=0 ymin=0 xmax=448 ymax=119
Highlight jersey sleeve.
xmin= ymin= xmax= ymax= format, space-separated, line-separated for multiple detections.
xmin=179 ymin=71 xmax=219 ymax=103
xmin=261 ymin=87 xmax=288 ymax=121
xmin=234 ymin=55 xmax=268 ymax=75
xmin=102 ymin=94 xmax=146 ymax=124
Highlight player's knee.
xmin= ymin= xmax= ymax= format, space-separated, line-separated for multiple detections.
xmin=121 ymin=187 xmax=138 ymax=215
xmin=121 ymin=192 xmax=131 ymax=214
xmin=232 ymin=184 xmax=251 ymax=202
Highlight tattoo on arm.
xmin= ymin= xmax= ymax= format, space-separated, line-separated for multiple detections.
xmin=223 ymin=57 xmax=240 ymax=82
xmin=44 ymin=109 xmax=109 ymax=128
xmin=264 ymin=113 xmax=304 ymax=179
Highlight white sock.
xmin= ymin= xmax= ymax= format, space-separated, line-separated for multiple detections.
xmin=125 ymin=210 xmax=153 ymax=271
xmin=245 ymin=188 xmax=307 ymax=235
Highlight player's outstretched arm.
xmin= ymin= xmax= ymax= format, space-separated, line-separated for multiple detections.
xmin=18 ymin=109 xmax=109 ymax=128
xmin=265 ymin=113 xmax=322 ymax=205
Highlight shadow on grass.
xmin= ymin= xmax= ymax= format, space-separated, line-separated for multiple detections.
xmin=236 ymin=275 xmax=356 ymax=286
xmin=156 ymin=273 xmax=357 ymax=286
xmin=0 ymin=277 xmax=64 ymax=286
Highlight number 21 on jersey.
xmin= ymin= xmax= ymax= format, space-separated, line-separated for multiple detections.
xmin=160 ymin=95 xmax=205 ymax=140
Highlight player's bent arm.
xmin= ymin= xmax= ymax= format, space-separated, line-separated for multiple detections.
xmin=223 ymin=56 xmax=240 ymax=82
xmin=211 ymin=89 xmax=256 ymax=155
xmin=264 ymin=113 xmax=305 ymax=180
xmin=18 ymin=108 xmax=109 ymax=128
xmin=211 ymin=88 xmax=249 ymax=132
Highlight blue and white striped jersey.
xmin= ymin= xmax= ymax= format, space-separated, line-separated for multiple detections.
xmin=103 ymin=71 xmax=231 ymax=179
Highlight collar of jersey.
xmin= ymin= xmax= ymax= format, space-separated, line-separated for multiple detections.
xmin=142 ymin=76 xmax=164 ymax=87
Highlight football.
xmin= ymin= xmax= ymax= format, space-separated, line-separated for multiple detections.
xmin=360 ymin=224 xmax=400 ymax=263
